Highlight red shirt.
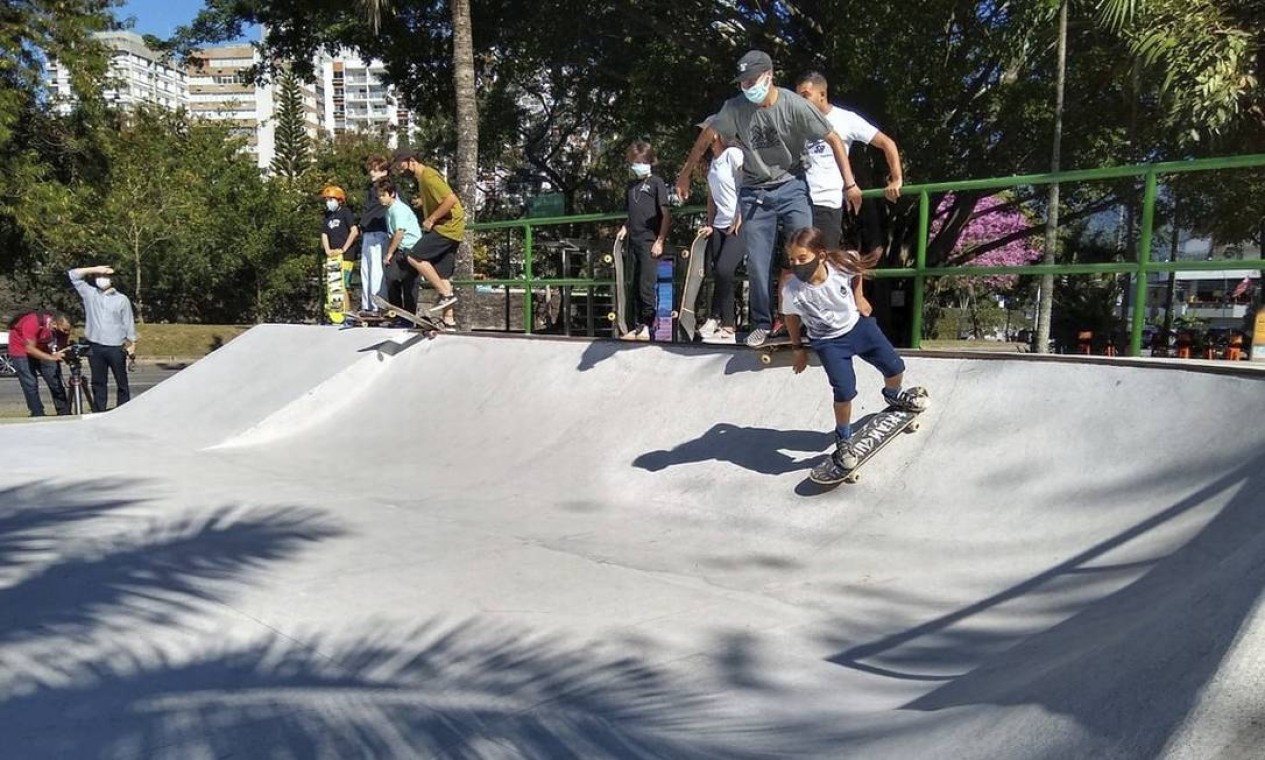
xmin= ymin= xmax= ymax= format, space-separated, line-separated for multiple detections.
xmin=8 ymin=313 xmax=65 ymax=358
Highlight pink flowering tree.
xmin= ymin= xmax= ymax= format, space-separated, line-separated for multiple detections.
xmin=928 ymin=193 xmax=1044 ymax=338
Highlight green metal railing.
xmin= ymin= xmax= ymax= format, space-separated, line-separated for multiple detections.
xmin=462 ymin=154 xmax=1265 ymax=355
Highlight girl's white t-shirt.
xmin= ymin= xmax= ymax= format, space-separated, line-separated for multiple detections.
xmin=707 ymin=147 xmax=744 ymax=229
xmin=780 ymin=262 xmax=861 ymax=340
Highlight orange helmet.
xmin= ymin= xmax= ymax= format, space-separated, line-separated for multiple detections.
xmin=319 ymin=185 xmax=346 ymax=202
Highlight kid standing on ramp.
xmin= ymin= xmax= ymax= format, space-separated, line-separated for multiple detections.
xmin=781 ymin=227 xmax=927 ymax=479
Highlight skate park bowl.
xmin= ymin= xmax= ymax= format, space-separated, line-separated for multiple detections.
xmin=1 ymin=323 xmax=1263 ymax=758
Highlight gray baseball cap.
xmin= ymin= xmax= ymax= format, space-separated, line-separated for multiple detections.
xmin=733 ymin=50 xmax=773 ymax=83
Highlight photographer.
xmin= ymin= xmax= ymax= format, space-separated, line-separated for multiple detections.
xmin=6 ymin=311 xmax=71 ymax=417
xmin=69 ymin=266 xmax=136 ymax=412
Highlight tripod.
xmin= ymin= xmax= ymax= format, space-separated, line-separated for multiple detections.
xmin=65 ymin=359 xmax=94 ymax=416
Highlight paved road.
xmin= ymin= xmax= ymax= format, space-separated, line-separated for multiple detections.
xmin=0 ymin=360 xmax=186 ymax=415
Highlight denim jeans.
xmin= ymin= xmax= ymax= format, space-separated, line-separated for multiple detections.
xmin=15 ymin=356 xmax=68 ymax=417
xmin=360 ymin=231 xmax=389 ymax=311
xmin=738 ymin=177 xmax=812 ymax=329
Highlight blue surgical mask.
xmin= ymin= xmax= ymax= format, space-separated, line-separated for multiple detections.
xmin=742 ymin=73 xmax=771 ymax=104
xmin=630 ymin=162 xmax=652 ymax=178
xmin=325 ymin=199 xmax=339 ymax=212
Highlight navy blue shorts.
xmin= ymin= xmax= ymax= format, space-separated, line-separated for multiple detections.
xmin=811 ymin=317 xmax=905 ymax=402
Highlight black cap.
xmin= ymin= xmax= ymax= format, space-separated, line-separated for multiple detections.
xmin=391 ymin=147 xmax=418 ymax=165
xmin=733 ymin=50 xmax=773 ymax=83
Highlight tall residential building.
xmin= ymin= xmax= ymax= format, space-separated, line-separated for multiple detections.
xmin=318 ymin=51 xmax=411 ymax=145
xmin=45 ymin=34 xmax=412 ymax=170
xmin=45 ymin=30 xmax=188 ymax=114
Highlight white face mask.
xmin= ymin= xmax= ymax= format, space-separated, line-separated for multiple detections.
xmin=95 ymin=277 xmax=112 ymax=290
xmin=325 ymin=199 xmax=340 ymax=212
xmin=630 ymin=162 xmax=652 ymax=178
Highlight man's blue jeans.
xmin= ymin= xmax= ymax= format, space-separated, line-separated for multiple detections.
xmin=15 ymin=356 xmax=68 ymax=417
xmin=738 ymin=177 xmax=812 ymax=330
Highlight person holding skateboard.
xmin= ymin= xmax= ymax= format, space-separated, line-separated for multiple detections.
xmin=617 ymin=140 xmax=671 ymax=341
xmin=695 ymin=119 xmax=746 ymax=345
xmin=675 ymin=50 xmax=862 ymax=348
xmin=392 ymin=148 xmax=464 ymax=330
xmin=320 ymin=185 xmax=359 ymax=314
xmin=374 ymin=177 xmax=423 ymax=318
xmin=781 ymin=227 xmax=927 ymax=477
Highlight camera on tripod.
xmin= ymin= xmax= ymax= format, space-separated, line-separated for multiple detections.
xmin=61 ymin=339 xmax=92 ymax=369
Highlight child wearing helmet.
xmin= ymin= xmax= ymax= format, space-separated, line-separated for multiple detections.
xmin=320 ymin=185 xmax=359 ymax=311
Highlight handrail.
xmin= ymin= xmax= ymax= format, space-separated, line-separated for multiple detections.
xmin=463 ymin=154 xmax=1265 ymax=354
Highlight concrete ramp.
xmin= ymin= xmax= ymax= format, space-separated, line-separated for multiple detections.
xmin=2 ymin=325 xmax=1263 ymax=759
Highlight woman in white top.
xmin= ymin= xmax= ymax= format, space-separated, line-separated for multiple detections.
xmin=781 ymin=227 xmax=928 ymax=481
xmin=697 ymin=123 xmax=747 ymax=343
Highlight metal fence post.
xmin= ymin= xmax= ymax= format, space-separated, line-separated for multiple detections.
xmin=523 ymin=223 xmax=534 ymax=334
xmin=1130 ymin=169 xmax=1158 ymax=356
xmin=910 ymin=191 xmax=930 ymax=349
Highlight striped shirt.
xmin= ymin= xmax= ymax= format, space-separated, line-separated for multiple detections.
xmin=69 ymin=270 xmax=137 ymax=346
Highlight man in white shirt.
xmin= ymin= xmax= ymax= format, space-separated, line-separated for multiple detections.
xmin=796 ymin=71 xmax=903 ymax=255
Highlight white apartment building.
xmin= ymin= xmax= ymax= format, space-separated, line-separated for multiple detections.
xmin=46 ymin=34 xmax=413 ymax=171
xmin=45 ymin=31 xmax=188 ymax=114
xmin=317 ymin=51 xmax=411 ymax=144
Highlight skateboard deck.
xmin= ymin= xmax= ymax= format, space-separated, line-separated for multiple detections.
xmin=674 ymin=230 xmax=710 ymax=341
xmin=809 ymin=389 xmax=929 ymax=485
xmin=372 ymin=294 xmax=445 ymax=333
xmin=341 ymin=311 xmax=390 ymax=327
xmin=751 ymin=335 xmax=797 ymax=365
xmin=324 ymin=254 xmax=347 ymax=324
xmin=603 ymin=237 xmax=628 ymax=335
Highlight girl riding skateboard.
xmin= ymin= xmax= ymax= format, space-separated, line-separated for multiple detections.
xmin=781 ymin=227 xmax=928 ymax=478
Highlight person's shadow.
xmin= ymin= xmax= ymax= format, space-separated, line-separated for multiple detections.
xmin=633 ymin=423 xmax=837 ymax=476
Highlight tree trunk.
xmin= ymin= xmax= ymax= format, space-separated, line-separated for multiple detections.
xmin=133 ymin=235 xmax=145 ymax=324
xmin=1035 ymin=0 xmax=1068 ymax=354
xmin=450 ymin=0 xmax=478 ymax=282
xmin=1162 ymin=194 xmax=1181 ymax=337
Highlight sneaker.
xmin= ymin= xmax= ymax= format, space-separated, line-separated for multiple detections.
xmin=428 ymin=291 xmax=459 ymax=313
xmin=702 ymin=326 xmax=736 ymax=345
xmin=834 ymin=435 xmax=860 ymax=470
xmin=698 ymin=318 xmax=720 ymax=338
xmin=440 ymin=321 xmax=459 ymax=333
xmin=744 ymin=327 xmax=769 ymax=348
xmin=883 ymin=385 xmax=930 ymax=412
xmin=769 ymin=319 xmax=788 ymax=339
xmin=620 ymin=325 xmax=651 ymax=342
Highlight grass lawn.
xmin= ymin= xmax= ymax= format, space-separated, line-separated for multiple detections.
xmin=131 ymin=323 xmax=253 ymax=360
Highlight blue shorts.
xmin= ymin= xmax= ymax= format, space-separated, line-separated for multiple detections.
xmin=811 ymin=317 xmax=906 ymax=402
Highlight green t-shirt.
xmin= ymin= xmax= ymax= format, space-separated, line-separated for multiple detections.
xmin=409 ymin=165 xmax=465 ymax=241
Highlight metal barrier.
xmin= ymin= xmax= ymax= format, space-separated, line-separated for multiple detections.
xmin=462 ymin=154 xmax=1265 ymax=355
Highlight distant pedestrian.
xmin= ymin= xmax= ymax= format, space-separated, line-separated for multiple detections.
xmin=69 ymin=265 xmax=137 ymax=411
xmin=7 ymin=310 xmax=72 ymax=417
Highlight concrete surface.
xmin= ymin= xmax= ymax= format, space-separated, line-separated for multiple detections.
xmin=1 ymin=324 xmax=1262 ymax=759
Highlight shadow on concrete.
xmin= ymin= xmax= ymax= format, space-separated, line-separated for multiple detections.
xmin=824 ymin=450 xmax=1265 ymax=758
xmin=632 ymin=423 xmax=833 ymax=476
xmin=0 ymin=480 xmax=853 ymax=759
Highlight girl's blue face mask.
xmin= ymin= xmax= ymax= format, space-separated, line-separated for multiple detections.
xmin=630 ymin=162 xmax=652 ymax=178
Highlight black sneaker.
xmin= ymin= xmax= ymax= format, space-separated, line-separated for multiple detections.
xmin=428 ymin=292 xmax=459 ymax=313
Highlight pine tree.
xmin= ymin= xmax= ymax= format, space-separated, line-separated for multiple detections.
xmin=270 ymin=69 xmax=310 ymax=180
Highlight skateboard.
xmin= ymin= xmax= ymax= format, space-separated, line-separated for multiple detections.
xmin=323 ymin=254 xmax=347 ymax=325
xmin=341 ymin=311 xmax=390 ymax=327
xmin=371 ymin=294 xmax=445 ymax=333
xmin=809 ymin=389 xmax=929 ymax=485
xmin=673 ymin=230 xmax=710 ymax=341
xmin=751 ymin=335 xmax=797 ymax=365
xmin=603 ymin=237 xmax=628 ymax=335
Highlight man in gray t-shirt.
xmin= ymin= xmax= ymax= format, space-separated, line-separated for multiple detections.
xmin=676 ymin=50 xmax=863 ymax=346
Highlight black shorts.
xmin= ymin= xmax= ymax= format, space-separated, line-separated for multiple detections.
xmin=811 ymin=205 xmax=844 ymax=249
xmin=407 ymin=233 xmax=460 ymax=279
xmin=845 ymin=197 xmax=884 ymax=253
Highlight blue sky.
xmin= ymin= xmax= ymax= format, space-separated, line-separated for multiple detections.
xmin=115 ymin=0 xmax=258 ymax=42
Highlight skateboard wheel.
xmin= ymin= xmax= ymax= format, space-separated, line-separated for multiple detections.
xmin=906 ymin=423 xmax=920 ymax=433
xmin=759 ymin=353 xmax=773 ymax=365
xmin=671 ymin=310 xmax=679 ymax=319
xmin=607 ymin=311 xmax=617 ymax=322
xmin=386 ymin=310 xmax=398 ymax=318
xmin=680 ymin=249 xmax=690 ymax=259
xmin=845 ymin=473 xmax=860 ymax=484
xmin=602 ymin=254 xmax=613 ymax=264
